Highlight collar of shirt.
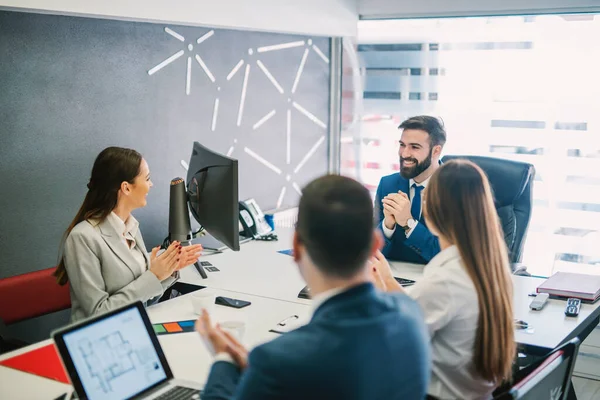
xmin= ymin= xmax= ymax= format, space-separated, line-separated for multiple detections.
xmin=409 ymin=174 xmax=431 ymax=189
xmin=107 ymin=212 xmax=140 ymax=241
xmin=308 ymin=286 xmax=347 ymax=318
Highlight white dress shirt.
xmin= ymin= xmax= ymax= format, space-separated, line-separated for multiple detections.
xmin=382 ymin=176 xmax=431 ymax=238
xmin=106 ymin=212 xmax=147 ymax=275
xmin=407 ymin=245 xmax=496 ymax=400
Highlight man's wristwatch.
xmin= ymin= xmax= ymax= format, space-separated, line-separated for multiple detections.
xmin=402 ymin=218 xmax=417 ymax=232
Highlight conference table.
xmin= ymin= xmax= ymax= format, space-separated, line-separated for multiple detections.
xmin=182 ymin=228 xmax=600 ymax=357
xmin=1 ymin=227 xmax=600 ymax=399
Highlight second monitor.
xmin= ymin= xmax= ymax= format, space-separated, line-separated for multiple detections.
xmin=186 ymin=141 xmax=240 ymax=251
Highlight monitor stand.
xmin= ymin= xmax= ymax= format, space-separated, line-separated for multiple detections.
xmin=195 ymin=231 xmax=252 ymax=252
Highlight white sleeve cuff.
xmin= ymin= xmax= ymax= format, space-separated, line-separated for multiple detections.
xmin=405 ymin=221 xmax=419 ymax=238
xmin=214 ymin=352 xmax=236 ymax=365
xmin=382 ymin=222 xmax=396 ymax=238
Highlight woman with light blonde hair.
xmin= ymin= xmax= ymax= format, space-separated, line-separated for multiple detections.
xmin=372 ymin=159 xmax=515 ymax=399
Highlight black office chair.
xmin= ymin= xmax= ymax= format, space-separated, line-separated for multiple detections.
xmin=442 ymin=155 xmax=535 ymax=265
xmin=494 ymin=338 xmax=580 ymax=400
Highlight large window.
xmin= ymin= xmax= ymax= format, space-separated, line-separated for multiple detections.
xmin=342 ymin=14 xmax=600 ymax=277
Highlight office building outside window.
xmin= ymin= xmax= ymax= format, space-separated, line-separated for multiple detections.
xmin=341 ymin=14 xmax=600 ymax=277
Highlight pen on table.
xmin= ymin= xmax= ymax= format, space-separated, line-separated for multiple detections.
xmin=277 ymin=315 xmax=299 ymax=326
xmin=514 ymin=319 xmax=529 ymax=330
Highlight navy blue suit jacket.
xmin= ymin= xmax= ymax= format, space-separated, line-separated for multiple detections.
xmin=374 ymin=173 xmax=440 ymax=263
xmin=201 ymin=283 xmax=430 ymax=400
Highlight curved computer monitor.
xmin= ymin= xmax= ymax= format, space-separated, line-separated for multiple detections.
xmin=186 ymin=142 xmax=240 ymax=251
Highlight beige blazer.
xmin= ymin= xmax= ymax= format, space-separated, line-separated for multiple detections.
xmin=63 ymin=218 xmax=177 ymax=322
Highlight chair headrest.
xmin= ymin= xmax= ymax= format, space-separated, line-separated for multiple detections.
xmin=442 ymin=155 xmax=535 ymax=207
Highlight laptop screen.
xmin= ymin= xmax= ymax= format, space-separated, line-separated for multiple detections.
xmin=61 ymin=306 xmax=168 ymax=400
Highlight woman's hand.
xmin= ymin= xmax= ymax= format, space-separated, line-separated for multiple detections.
xmin=149 ymin=241 xmax=181 ymax=280
xmin=196 ymin=309 xmax=249 ymax=369
xmin=176 ymin=244 xmax=203 ymax=270
xmin=369 ymin=250 xmax=404 ymax=293
xmin=370 ymin=262 xmax=387 ymax=292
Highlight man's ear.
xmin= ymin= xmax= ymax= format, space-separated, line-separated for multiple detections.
xmin=372 ymin=230 xmax=384 ymax=256
xmin=432 ymin=144 xmax=442 ymax=159
xmin=292 ymin=231 xmax=301 ymax=263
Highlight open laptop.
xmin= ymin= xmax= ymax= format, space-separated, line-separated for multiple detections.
xmin=52 ymin=301 xmax=201 ymax=400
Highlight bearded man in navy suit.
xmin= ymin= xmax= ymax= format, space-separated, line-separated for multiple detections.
xmin=375 ymin=115 xmax=446 ymax=263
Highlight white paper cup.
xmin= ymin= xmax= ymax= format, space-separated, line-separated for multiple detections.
xmin=219 ymin=320 xmax=246 ymax=341
xmin=191 ymin=290 xmax=216 ymax=315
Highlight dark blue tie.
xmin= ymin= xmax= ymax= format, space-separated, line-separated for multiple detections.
xmin=411 ymin=184 xmax=424 ymax=221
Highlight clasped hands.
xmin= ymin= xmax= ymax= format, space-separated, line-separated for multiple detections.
xmin=382 ymin=191 xmax=412 ymax=230
xmin=149 ymin=241 xmax=203 ymax=280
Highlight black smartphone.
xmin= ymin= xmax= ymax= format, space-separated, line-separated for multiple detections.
xmin=171 ymin=282 xmax=206 ymax=295
xmin=158 ymin=282 xmax=206 ymax=303
xmin=215 ymin=296 xmax=251 ymax=308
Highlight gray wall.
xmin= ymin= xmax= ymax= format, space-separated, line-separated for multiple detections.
xmin=0 ymin=10 xmax=329 ymax=341
xmin=0 ymin=10 xmax=330 ymax=280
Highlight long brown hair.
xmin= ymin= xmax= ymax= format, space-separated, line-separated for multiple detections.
xmin=54 ymin=147 xmax=142 ymax=285
xmin=424 ymin=159 xmax=515 ymax=383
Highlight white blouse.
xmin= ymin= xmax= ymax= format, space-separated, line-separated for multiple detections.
xmin=106 ymin=212 xmax=147 ymax=276
xmin=407 ymin=245 xmax=497 ymax=400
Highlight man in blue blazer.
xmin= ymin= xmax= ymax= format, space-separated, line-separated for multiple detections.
xmin=375 ymin=115 xmax=446 ymax=264
xmin=196 ymin=175 xmax=430 ymax=400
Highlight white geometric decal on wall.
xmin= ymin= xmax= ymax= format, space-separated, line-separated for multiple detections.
xmin=147 ymin=27 xmax=215 ymax=96
xmin=223 ymin=39 xmax=328 ymax=162
xmin=242 ymin=39 xmax=329 ymax=209
xmin=153 ymin=29 xmax=329 ymax=210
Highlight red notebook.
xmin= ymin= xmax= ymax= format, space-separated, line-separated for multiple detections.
xmin=0 ymin=343 xmax=69 ymax=384
xmin=537 ymin=272 xmax=600 ymax=302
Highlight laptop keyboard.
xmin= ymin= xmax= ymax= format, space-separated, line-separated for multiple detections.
xmin=155 ymin=386 xmax=201 ymax=400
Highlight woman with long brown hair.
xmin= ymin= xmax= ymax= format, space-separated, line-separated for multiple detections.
xmin=55 ymin=147 xmax=202 ymax=322
xmin=372 ymin=159 xmax=515 ymax=399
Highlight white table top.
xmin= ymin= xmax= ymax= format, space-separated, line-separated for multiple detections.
xmin=149 ymin=287 xmax=311 ymax=385
xmin=184 ymin=226 xmax=600 ymax=354
xmin=0 ymin=287 xmax=310 ymax=400
xmin=180 ymin=228 xmax=310 ymax=305
xmin=2 ymin=226 xmax=600 ymax=398
xmin=511 ymin=276 xmax=600 ymax=353
xmin=389 ymin=256 xmax=600 ymax=354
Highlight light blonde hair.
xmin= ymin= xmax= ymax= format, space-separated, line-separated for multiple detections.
xmin=425 ymin=159 xmax=515 ymax=383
